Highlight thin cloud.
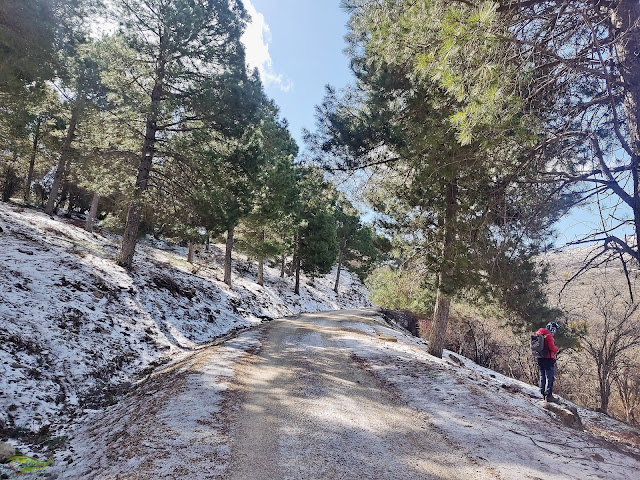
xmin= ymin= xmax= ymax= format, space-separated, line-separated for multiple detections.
xmin=242 ymin=1 xmax=293 ymax=93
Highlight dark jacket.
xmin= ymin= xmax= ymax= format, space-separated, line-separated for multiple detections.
xmin=536 ymin=328 xmax=559 ymax=359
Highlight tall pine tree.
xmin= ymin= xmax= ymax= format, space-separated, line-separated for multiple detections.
xmin=308 ymin=1 xmax=569 ymax=357
xmin=113 ymin=0 xmax=256 ymax=268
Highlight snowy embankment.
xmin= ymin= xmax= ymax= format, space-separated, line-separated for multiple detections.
xmin=0 ymin=202 xmax=370 ymax=442
xmin=340 ymin=316 xmax=640 ymax=479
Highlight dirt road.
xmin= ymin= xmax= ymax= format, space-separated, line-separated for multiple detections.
xmin=222 ymin=310 xmax=486 ymax=479
xmin=50 ymin=308 xmax=639 ymax=480
xmin=54 ymin=309 xmax=495 ymax=479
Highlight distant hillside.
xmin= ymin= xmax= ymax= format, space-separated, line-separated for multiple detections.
xmin=0 ymin=202 xmax=370 ymax=446
xmin=540 ymin=244 xmax=640 ymax=424
xmin=543 ymin=244 xmax=639 ymax=317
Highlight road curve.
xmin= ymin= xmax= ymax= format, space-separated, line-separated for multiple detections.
xmin=222 ymin=309 xmax=486 ymax=480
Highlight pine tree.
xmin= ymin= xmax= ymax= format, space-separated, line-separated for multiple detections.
xmin=0 ymin=0 xmax=94 ymax=101
xmin=0 ymin=0 xmax=58 ymax=93
xmin=112 ymin=0 xmax=256 ymax=269
xmin=291 ymin=167 xmax=340 ymax=294
xmin=235 ymin=100 xmax=299 ymax=286
xmin=0 ymin=95 xmax=33 ymax=201
xmin=346 ymin=0 xmax=640 ymax=298
xmin=332 ymin=196 xmax=379 ymax=293
xmin=308 ymin=1 xmax=569 ymax=357
xmin=44 ymin=42 xmax=110 ymax=215
xmin=70 ymin=99 xmax=139 ymax=232
xmin=22 ymin=92 xmax=67 ymax=203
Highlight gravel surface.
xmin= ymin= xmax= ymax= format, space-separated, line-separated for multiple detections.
xmin=223 ymin=310 xmax=492 ymax=479
xmin=45 ymin=309 xmax=638 ymax=479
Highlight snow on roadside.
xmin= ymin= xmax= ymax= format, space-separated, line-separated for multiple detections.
xmin=41 ymin=310 xmax=640 ymax=480
xmin=0 ymin=202 xmax=369 ymax=453
xmin=332 ymin=312 xmax=640 ymax=480
xmin=51 ymin=331 xmax=263 ymax=479
xmin=3 ymin=203 xmax=638 ymax=479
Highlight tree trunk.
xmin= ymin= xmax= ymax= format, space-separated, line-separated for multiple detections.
xmin=427 ymin=180 xmax=458 ymax=358
xmin=58 ymin=184 xmax=70 ymax=214
xmin=280 ymin=254 xmax=286 ymax=278
xmin=117 ymin=62 xmax=165 ymax=269
xmin=334 ymin=236 xmax=347 ymax=293
xmin=2 ymin=163 xmax=16 ymax=202
xmin=615 ymin=372 xmax=638 ymax=424
xmin=85 ymin=192 xmax=99 ymax=232
xmin=45 ymin=105 xmax=79 ymax=215
xmin=598 ymin=363 xmax=612 ymax=414
xmin=188 ymin=242 xmax=194 ymax=264
xmin=2 ymin=145 xmax=19 ymax=202
xmin=257 ymin=258 xmax=264 ymax=285
xmin=612 ymin=2 xmax=640 ymax=261
xmin=600 ymin=379 xmax=611 ymax=415
xmin=24 ymin=117 xmax=41 ymax=202
xmin=288 ymin=256 xmax=296 ymax=276
xmin=224 ymin=225 xmax=235 ymax=286
xmin=257 ymin=229 xmax=265 ymax=286
xmin=428 ymin=284 xmax=452 ymax=358
xmin=294 ymin=234 xmax=301 ymax=295
xmin=288 ymin=234 xmax=299 ymax=277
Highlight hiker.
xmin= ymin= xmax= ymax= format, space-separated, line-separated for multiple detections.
xmin=536 ymin=322 xmax=560 ymax=402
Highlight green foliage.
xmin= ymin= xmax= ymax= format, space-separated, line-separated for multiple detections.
xmin=343 ymin=224 xmax=379 ymax=281
xmin=0 ymin=0 xmax=58 ymax=91
xmin=300 ymin=209 xmax=339 ymax=278
xmin=366 ymin=266 xmax=435 ymax=314
xmin=0 ymin=85 xmax=64 ymax=202
xmin=347 ymin=0 xmax=534 ymax=147
xmin=306 ymin=0 xmax=574 ymax=349
xmin=1 ymin=0 xmax=374 ymax=286
xmin=0 ymin=0 xmax=94 ymax=94
xmin=490 ymin=253 xmax=560 ymax=330
xmin=110 ymin=0 xmax=263 ymax=266
xmin=332 ymin=196 xmax=382 ymax=282
xmin=112 ymin=0 xmax=252 ymax=133
xmin=43 ymin=37 xmax=117 ymax=213
xmin=288 ymin=167 xmax=341 ymax=280
xmin=235 ymin=100 xmax=299 ymax=264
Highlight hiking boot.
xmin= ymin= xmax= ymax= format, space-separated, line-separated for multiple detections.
xmin=544 ymin=395 xmax=558 ymax=403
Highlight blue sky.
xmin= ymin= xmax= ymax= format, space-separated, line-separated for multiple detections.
xmin=242 ymin=1 xmax=353 ymax=149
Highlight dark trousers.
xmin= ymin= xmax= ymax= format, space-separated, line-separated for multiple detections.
xmin=537 ymin=358 xmax=556 ymax=396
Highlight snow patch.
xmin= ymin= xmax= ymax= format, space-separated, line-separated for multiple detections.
xmin=0 ymin=202 xmax=369 ymax=459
